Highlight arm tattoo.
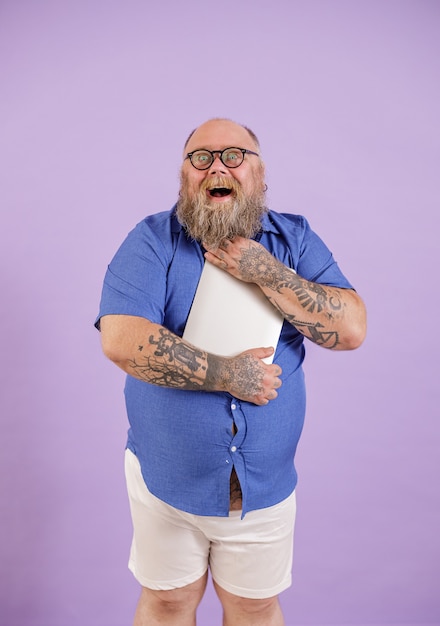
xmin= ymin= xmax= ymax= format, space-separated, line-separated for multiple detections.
xmin=149 ymin=329 xmax=204 ymax=372
xmin=238 ymin=246 xmax=343 ymax=313
xmin=279 ymin=277 xmax=344 ymax=317
xmin=267 ymin=296 xmax=340 ymax=348
xmin=237 ymin=245 xmax=344 ymax=348
xmin=128 ymin=328 xmax=207 ymax=389
xmin=289 ymin=317 xmax=339 ymax=348
xmin=127 ymin=328 xmax=266 ymax=395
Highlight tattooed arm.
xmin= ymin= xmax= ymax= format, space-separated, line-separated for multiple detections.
xmin=204 ymin=237 xmax=367 ymax=351
xmin=99 ymin=315 xmax=282 ymax=406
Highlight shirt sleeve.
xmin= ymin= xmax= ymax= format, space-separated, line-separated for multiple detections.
xmin=95 ymin=219 xmax=170 ymax=330
xmin=296 ymin=216 xmax=354 ymax=289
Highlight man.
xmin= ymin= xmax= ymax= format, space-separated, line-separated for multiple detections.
xmin=96 ymin=118 xmax=367 ymax=626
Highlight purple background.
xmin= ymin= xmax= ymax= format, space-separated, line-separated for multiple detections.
xmin=1 ymin=1 xmax=439 ymax=625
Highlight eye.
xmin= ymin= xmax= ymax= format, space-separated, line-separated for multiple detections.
xmin=222 ymin=149 xmax=244 ymax=167
xmin=193 ymin=151 xmax=211 ymax=165
xmin=224 ymin=150 xmax=241 ymax=162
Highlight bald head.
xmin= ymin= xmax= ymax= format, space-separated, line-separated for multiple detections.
xmin=183 ymin=118 xmax=260 ymax=155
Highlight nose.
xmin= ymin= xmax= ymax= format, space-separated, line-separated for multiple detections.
xmin=207 ymin=152 xmax=228 ymax=175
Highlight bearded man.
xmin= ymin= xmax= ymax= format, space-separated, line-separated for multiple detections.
xmin=96 ymin=118 xmax=367 ymax=626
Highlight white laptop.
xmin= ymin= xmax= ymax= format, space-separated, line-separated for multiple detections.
xmin=183 ymin=261 xmax=285 ymax=364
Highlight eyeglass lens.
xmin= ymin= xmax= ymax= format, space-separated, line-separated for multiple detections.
xmin=190 ymin=148 xmax=244 ymax=170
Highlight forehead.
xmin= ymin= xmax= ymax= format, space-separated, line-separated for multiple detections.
xmin=185 ymin=120 xmax=257 ymax=153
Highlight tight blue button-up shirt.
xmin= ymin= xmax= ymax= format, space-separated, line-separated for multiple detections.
xmin=96 ymin=208 xmax=353 ymax=517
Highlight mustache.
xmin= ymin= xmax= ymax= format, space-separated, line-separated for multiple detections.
xmin=199 ymin=176 xmax=241 ymax=194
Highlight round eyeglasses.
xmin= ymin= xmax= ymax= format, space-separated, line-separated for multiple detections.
xmin=185 ymin=147 xmax=260 ymax=170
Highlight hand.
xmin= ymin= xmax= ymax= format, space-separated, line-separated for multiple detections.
xmin=203 ymin=236 xmax=278 ymax=285
xmin=222 ymin=346 xmax=282 ymax=406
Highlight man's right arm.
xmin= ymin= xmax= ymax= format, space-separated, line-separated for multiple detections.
xmin=99 ymin=314 xmax=282 ymax=406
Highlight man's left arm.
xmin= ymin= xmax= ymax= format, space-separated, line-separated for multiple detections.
xmin=204 ymin=237 xmax=367 ymax=351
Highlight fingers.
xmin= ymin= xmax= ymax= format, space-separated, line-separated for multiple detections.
xmin=255 ymin=386 xmax=279 ymax=406
xmin=256 ymin=357 xmax=283 ymax=406
xmin=203 ymin=247 xmax=231 ymax=271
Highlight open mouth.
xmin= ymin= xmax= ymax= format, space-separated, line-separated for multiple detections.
xmin=208 ymin=187 xmax=233 ymax=198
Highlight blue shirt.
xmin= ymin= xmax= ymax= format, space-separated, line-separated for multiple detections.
xmin=96 ymin=207 xmax=353 ymax=517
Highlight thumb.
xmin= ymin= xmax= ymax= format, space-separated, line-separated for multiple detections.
xmin=243 ymin=346 xmax=275 ymax=360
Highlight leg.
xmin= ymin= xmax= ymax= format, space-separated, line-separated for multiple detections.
xmin=206 ymin=493 xmax=297 ymax=625
xmin=213 ymin=581 xmax=284 ymax=626
xmin=125 ymin=451 xmax=211 ymax=624
xmin=133 ymin=572 xmax=208 ymax=626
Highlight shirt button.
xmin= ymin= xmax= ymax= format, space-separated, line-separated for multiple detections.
xmin=231 ymin=403 xmax=237 ymax=410
xmin=231 ymin=446 xmax=237 ymax=452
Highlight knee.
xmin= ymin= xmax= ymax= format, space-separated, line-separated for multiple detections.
xmin=232 ymin=594 xmax=279 ymax=616
xmin=150 ymin=588 xmax=187 ymax=612
xmin=146 ymin=588 xmax=198 ymax=615
xmin=215 ymin=583 xmax=280 ymax=619
xmin=139 ymin=576 xmax=207 ymax=616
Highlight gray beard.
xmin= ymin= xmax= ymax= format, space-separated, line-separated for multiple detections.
xmin=176 ymin=176 xmax=267 ymax=249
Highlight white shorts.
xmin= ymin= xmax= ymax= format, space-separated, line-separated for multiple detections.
xmin=125 ymin=449 xmax=296 ymax=599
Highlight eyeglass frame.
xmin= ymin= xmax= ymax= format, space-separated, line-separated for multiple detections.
xmin=185 ymin=147 xmax=260 ymax=170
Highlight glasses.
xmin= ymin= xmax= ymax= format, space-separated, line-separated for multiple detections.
xmin=185 ymin=147 xmax=259 ymax=170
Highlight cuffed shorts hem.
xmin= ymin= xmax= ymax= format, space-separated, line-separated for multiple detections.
xmin=212 ymin=571 xmax=292 ymax=600
xmin=128 ymin=560 xmax=208 ymax=592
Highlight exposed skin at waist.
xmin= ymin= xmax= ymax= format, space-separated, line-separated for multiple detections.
xmin=229 ymin=468 xmax=243 ymax=510
xmin=229 ymin=421 xmax=242 ymax=510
